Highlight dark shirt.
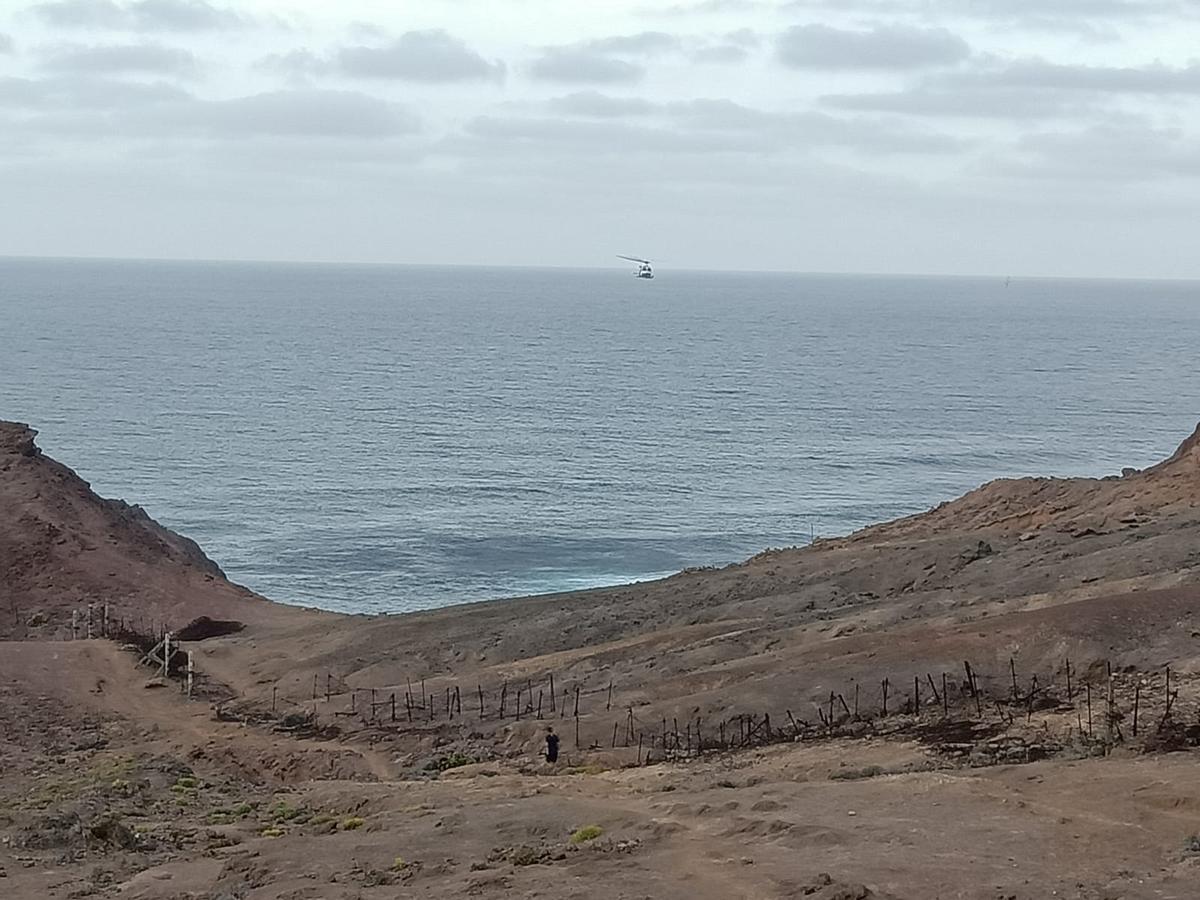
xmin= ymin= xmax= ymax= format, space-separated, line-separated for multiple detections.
xmin=545 ymin=734 xmax=560 ymax=762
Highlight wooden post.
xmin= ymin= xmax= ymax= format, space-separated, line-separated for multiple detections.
xmin=828 ymin=692 xmax=835 ymax=727
xmin=607 ymin=681 xmax=613 ymax=711
xmin=637 ymin=732 xmax=643 ymax=764
xmin=421 ymin=679 xmax=427 ymax=709
xmin=1009 ymin=657 xmax=1019 ymax=702
xmin=406 ymin=692 xmax=412 ymax=722
xmin=853 ymin=683 xmax=859 ymax=718
xmin=914 ymin=676 xmax=920 ymax=713
xmin=162 ymin=632 xmax=170 ymax=677
xmin=272 ymin=686 xmax=277 ymax=712
xmin=446 ymin=687 xmax=451 ymax=719
xmin=372 ymin=688 xmax=377 ymax=722
xmin=500 ymin=682 xmax=507 ymax=719
xmin=1065 ymin=658 xmax=1073 ymax=700
xmin=882 ymin=678 xmax=889 ymax=716
xmin=942 ymin=673 xmax=949 ymax=716
xmin=351 ymin=690 xmax=356 ymax=714
xmin=1132 ymin=681 xmax=1140 ymax=737
xmin=103 ymin=603 xmax=109 ymax=638
xmin=313 ymin=673 xmax=318 ymax=700
xmin=787 ymin=709 xmax=799 ymax=737
xmin=537 ymin=690 xmax=543 ymax=720
xmin=1086 ymin=681 xmax=1093 ymax=737
xmin=478 ymin=684 xmax=485 ymax=718
xmin=516 ymin=688 xmax=523 ymax=721
xmin=612 ymin=722 xmax=618 ymax=747
xmin=1165 ymin=667 xmax=1174 ymax=721
xmin=574 ymin=685 xmax=580 ymax=718
xmin=186 ymin=651 xmax=194 ymax=698
xmin=926 ymin=673 xmax=941 ymax=704
xmin=72 ymin=609 xmax=78 ymax=640
xmin=838 ymin=694 xmax=851 ymax=718
xmin=391 ymin=693 xmax=396 ymax=722
xmin=575 ymin=715 xmax=580 ymax=749
xmin=456 ymin=686 xmax=462 ymax=716
xmin=86 ymin=603 xmax=94 ymax=640
xmin=549 ymin=674 xmax=556 ymax=712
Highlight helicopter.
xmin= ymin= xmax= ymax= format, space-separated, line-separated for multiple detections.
xmin=617 ymin=255 xmax=654 ymax=279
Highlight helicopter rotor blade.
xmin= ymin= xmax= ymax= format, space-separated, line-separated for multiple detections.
xmin=616 ymin=255 xmax=651 ymax=264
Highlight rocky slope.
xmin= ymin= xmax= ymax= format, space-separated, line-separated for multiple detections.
xmin=0 ymin=421 xmax=310 ymax=638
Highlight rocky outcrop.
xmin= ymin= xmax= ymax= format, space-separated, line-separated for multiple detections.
xmin=0 ymin=421 xmax=306 ymax=639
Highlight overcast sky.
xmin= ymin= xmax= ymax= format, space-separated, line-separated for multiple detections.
xmin=2 ymin=0 xmax=1199 ymax=277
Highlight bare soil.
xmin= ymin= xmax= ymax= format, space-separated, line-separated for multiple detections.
xmin=4 ymin=419 xmax=1200 ymax=899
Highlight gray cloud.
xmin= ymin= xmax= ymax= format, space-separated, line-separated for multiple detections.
xmin=476 ymin=98 xmax=962 ymax=157
xmin=993 ymin=120 xmax=1200 ymax=183
xmin=824 ymin=57 xmax=1200 ymax=121
xmin=585 ymin=31 xmax=680 ymax=55
xmin=169 ymin=90 xmax=420 ymax=138
xmin=547 ymin=91 xmax=656 ymax=117
xmin=528 ymin=31 xmax=684 ymax=84
xmin=777 ymin=23 xmax=970 ymax=70
xmin=0 ymin=73 xmax=190 ymax=109
xmin=529 ymin=49 xmax=645 ymax=84
xmin=254 ymin=48 xmax=326 ymax=81
xmin=0 ymin=33 xmax=14 ymax=54
xmin=336 ymin=30 xmax=505 ymax=83
xmin=692 ymin=44 xmax=751 ymax=63
xmin=947 ymin=58 xmax=1200 ymax=94
xmin=39 ymin=42 xmax=198 ymax=76
xmin=28 ymin=0 xmax=249 ymax=32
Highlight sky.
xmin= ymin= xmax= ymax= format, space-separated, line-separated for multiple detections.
xmin=2 ymin=0 xmax=1200 ymax=277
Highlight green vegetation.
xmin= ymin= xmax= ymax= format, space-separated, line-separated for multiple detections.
xmin=569 ymin=825 xmax=604 ymax=844
xmin=423 ymin=752 xmax=477 ymax=772
xmin=340 ymin=816 xmax=366 ymax=831
xmin=830 ymin=765 xmax=886 ymax=781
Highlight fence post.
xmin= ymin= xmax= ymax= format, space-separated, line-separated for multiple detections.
xmin=161 ymin=632 xmax=171 ymax=678
xmin=71 ymin=609 xmax=79 ymax=640
xmin=86 ymin=603 xmax=94 ymax=640
xmin=186 ymin=651 xmax=194 ymax=698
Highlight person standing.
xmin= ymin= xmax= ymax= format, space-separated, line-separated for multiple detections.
xmin=545 ymin=726 xmax=560 ymax=763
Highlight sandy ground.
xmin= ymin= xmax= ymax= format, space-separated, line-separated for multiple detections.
xmin=5 ymin=420 xmax=1200 ymax=898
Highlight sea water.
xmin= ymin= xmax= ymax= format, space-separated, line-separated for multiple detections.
xmin=3 ymin=257 xmax=1199 ymax=613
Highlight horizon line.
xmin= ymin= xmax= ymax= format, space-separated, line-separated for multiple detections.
xmin=3 ymin=252 xmax=1200 ymax=285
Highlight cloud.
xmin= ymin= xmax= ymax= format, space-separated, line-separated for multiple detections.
xmin=39 ymin=42 xmax=198 ymax=76
xmin=474 ymin=98 xmax=962 ymax=157
xmin=28 ymin=0 xmax=249 ymax=32
xmin=692 ymin=44 xmax=751 ymax=64
xmin=585 ymin=31 xmax=680 ymax=55
xmin=777 ymin=23 xmax=970 ymax=70
xmin=947 ymin=58 xmax=1200 ymax=94
xmin=824 ymin=57 xmax=1200 ymax=121
xmin=993 ymin=120 xmax=1200 ymax=183
xmin=547 ymin=91 xmax=656 ymax=117
xmin=173 ymin=90 xmax=420 ymax=138
xmin=255 ymin=48 xmax=326 ymax=81
xmin=528 ymin=31 xmax=684 ymax=84
xmin=0 ymin=73 xmax=190 ymax=109
xmin=336 ymin=30 xmax=505 ymax=83
xmin=822 ymin=85 xmax=1094 ymax=120
xmin=529 ymin=49 xmax=646 ymax=84
xmin=0 ymin=34 xmax=14 ymax=54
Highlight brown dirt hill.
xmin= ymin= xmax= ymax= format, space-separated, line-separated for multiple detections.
xmin=0 ymin=421 xmax=313 ymax=639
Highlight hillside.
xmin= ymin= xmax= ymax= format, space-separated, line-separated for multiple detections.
xmin=3 ymin=421 xmax=1200 ymax=899
xmin=0 ymin=421 xmax=312 ymax=638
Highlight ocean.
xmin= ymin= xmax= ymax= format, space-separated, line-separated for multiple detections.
xmin=3 ymin=257 xmax=1199 ymax=614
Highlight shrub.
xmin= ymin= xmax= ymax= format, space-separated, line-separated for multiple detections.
xmin=569 ymin=825 xmax=604 ymax=844
xmin=423 ymin=752 xmax=477 ymax=772
xmin=340 ymin=816 xmax=366 ymax=831
xmin=830 ymin=765 xmax=885 ymax=781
